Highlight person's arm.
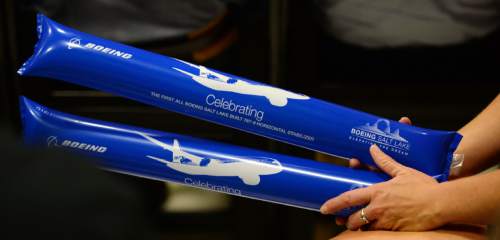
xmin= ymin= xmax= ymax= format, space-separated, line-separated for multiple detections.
xmin=326 ymin=93 xmax=500 ymax=231
xmin=349 ymin=94 xmax=500 ymax=177
xmin=332 ymin=224 xmax=487 ymax=240
xmin=437 ymin=170 xmax=500 ymax=225
xmin=320 ymin=145 xmax=500 ymax=231
xmin=454 ymin=93 xmax=500 ymax=177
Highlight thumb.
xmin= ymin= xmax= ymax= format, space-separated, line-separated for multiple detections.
xmin=369 ymin=145 xmax=408 ymax=177
xmin=398 ymin=116 xmax=412 ymax=125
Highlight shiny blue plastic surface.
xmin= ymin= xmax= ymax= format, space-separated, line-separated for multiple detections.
xmin=18 ymin=14 xmax=462 ymax=181
xmin=20 ymin=96 xmax=391 ymax=216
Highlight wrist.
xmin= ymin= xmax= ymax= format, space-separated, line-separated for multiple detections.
xmin=430 ymin=183 xmax=452 ymax=227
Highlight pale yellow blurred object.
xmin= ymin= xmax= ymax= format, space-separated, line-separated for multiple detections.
xmin=162 ymin=182 xmax=230 ymax=213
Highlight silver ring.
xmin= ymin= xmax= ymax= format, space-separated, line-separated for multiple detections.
xmin=360 ymin=208 xmax=370 ymax=224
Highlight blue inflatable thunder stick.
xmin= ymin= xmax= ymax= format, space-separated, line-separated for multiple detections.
xmin=18 ymin=14 xmax=462 ymax=181
xmin=20 ymin=96 xmax=393 ymax=216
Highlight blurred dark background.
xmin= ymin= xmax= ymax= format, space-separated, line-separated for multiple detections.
xmin=1 ymin=0 xmax=499 ymax=239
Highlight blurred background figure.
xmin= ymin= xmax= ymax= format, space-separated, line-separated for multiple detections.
xmin=319 ymin=0 xmax=500 ymax=48
xmin=37 ymin=0 xmax=228 ymax=43
xmin=309 ymin=0 xmax=500 ymax=84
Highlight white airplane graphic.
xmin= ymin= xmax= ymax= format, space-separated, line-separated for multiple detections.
xmin=172 ymin=59 xmax=310 ymax=107
xmin=135 ymin=131 xmax=283 ymax=185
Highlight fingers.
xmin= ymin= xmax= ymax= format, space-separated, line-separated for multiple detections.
xmin=350 ymin=158 xmax=379 ymax=171
xmin=398 ymin=116 xmax=412 ymax=125
xmin=367 ymin=165 xmax=379 ymax=172
xmin=321 ymin=187 xmax=372 ymax=215
xmin=369 ymin=145 xmax=408 ymax=177
xmin=346 ymin=207 xmax=374 ymax=230
xmin=335 ymin=217 xmax=346 ymax=226
xmin=349 ymin=158 xmax=362 ymax=168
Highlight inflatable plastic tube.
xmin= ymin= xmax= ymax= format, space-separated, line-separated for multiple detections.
xmin=18 ymin=14 xmax=462 ymax=181
xmin=19 ymin=96 xmax=396 ymax=216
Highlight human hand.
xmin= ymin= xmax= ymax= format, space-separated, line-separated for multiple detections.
xmin=334 ymin=116 xmax=411 ymax=226
xmin=321 ymin=144 xmax=444 ymax=231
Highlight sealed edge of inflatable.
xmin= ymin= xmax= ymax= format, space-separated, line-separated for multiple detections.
xmin=442 ymin=136 xmax=463 ymax=181
xmin=17 ymin=14 xmax=47 ymax=75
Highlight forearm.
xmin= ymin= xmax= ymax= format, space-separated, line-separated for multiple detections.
xmin=437 ymin=170 xmax=500 ymax=225
xmin=335 ymin=224 xmax=487 ymax=240
xmin=455 ymin=93 xmax=500 ymax=177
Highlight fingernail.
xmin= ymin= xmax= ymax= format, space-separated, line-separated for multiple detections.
xmin=320 ymin=205 xmax=327 ymax=214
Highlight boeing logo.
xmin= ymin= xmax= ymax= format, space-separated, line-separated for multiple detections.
xmin=349 ymin=119 xmax=411 ymax=155
xmin=46 ymin=136 xmax=108 ymax=153
xmin=46 ymin=135 xmax=60 ymax=147
xmin=67 ymin=38 xmax=133 ymax=59
xmin=68 ymin=38 xmax=81 ymax=50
